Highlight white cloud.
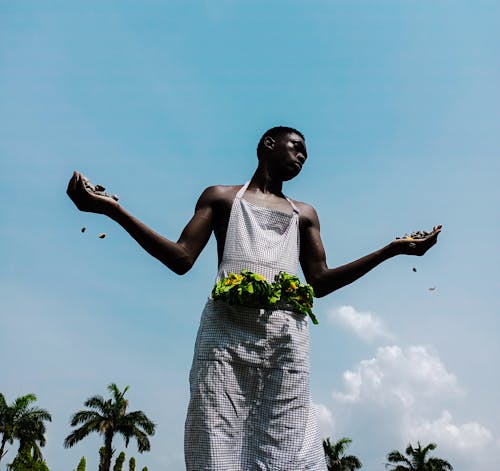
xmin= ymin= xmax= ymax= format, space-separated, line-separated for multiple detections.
xmin=329 ymin=345 xmax=500 ymax=470
xmin=406 ymin=410 xmax=493 ymax=451
xmin=333 ymin=345 xmax=461 ymax=407
xmin=328 ymin=305 xmax=394 ymax=342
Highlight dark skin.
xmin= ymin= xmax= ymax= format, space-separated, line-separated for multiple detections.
xmin=66 ymin=131 xmax=441 ymax=298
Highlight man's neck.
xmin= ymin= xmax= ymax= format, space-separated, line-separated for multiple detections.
xmin=248 ymin=166 xmax=284 ymax=196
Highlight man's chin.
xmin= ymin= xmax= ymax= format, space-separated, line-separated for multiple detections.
xmin=283 ymin=169 xmax=301 ymax=181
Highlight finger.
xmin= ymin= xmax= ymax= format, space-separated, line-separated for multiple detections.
xmin=432 ymin=227 xmax=442 ymax=239
xmin=425 ymin=227 xmax=442 ymax=241
xmin=67 ymin=171 xmax=78 ymax=195
xmin=76 ymin=174 xmax=88 ymax=193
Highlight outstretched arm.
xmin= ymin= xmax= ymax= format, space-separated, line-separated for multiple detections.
xmin=299 ymin=205 xmax=441 ymax=298
xmin=66 ymin=171 xmax=214 ymax=275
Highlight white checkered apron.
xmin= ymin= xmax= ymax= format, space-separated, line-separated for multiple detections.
xmin=185 ymin=182 xmax=327 ymax=471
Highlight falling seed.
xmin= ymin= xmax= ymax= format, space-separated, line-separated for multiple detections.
xmin=428 ymin=286 xmax=436 ymax=291
xmin=111 ymin=194 xmax=119 ymax=201
xmin=81 ymin=227 xmax=86 ymax=233
xmin=412 ymin=267 xmax=417 ymax=272
xmin=98 ymin=233 xmax=106 ymax=239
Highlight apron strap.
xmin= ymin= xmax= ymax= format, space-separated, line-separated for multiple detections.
xmin=285 ymin=196 xmax=300 ymax=214
xmin=235 ymin=181 xmax=251 ymax=199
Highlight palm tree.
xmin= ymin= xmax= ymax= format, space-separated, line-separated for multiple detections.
xmin=323 ymin=437 xmax=362 ymax=471
xmin=0 ymin=393 xmax=52 ymax=466
xmin=64 ymin=384 xmax=156 ymax=471
xmin=0 ymin=392 xmax=12 ymax=464
xmin=386 ymin=441 xmax=453 ymax=471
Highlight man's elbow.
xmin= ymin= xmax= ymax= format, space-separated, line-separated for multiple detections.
xmin=161 ymin=254 xmax=194 ymax=276
xmin=171 ymin=263 xmax=192 ymax=276
xmin=312 ymin=283 xmax=331 ymax=298
xmin=308 ymin=274 xmax=327 ymax=298
xmin=309 ymin=272 xmax=339 ymax=298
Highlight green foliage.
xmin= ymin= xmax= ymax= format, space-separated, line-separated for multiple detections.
xmin=64 ymin=384 xmax=156 ymax=471
xmin=212 ymin=270 xmax=318 ymax=324
xmin=274 ymin=271 xmax=317 ymax=323
xmin=7 ymin=448 xmax=49 ymax=471
xmin=323 ymin=437 xmax=362 ymax=471
xmin=212 ymin=270 xmax=274 ymax=308
xmin=0 ymin=393 xmax=52 ymax=467
xmin=76 ymin=456 xmax=86 ymax=471
xmin=113 ymin=452 xmax=126 ymax=471
xmin=385 ymin=442 xmax=453 ymax=471
xmin=128 ymin=457 xmax=136 ymax=471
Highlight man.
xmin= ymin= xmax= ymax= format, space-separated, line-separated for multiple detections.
xmin=67 ymin=126 xmax=441 ymax=470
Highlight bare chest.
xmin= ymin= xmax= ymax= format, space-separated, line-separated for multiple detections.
xmin=241 ymin=192 xmax=293 ymax=215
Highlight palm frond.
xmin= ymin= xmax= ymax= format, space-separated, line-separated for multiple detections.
xmin=0 ymin=393 xmax=7 ymax=409
xmin=107 ymin=384 xmax=129 ymax=404
xmin=70 ymin=410 xmax=102 ymax=427
xmin=333 ymin=437 xmax=352 ymax=456
xmin=130 ymin=428 xmax=151 ymax=453
xmin=405 ymin=442 xmax=415 ymax=457
xmin=13 ymin=394 xmax=37 ymax=411
xmin=83 ymin=395 xmax=107 ymax=411
xmin=23 ymin=407 xmax=52 ymax=423
xmin=387 ymin=441 xmax=452 ymax=471
xmin=420 ymin=442 xmax=437 ymax=458
xmin=342 ymin=454 xmax=362 ymax=470
xmin=122 ymin=411 xmax=156 ymax=435
xmin=64 ymin=418 xmax=102 ymax=448
xmin=427 ymin=457 xmax=453 ymax=470
xmin=387 ymin=450 xmax=412 ymax=465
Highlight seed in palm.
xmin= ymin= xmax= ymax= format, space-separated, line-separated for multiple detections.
xmin=81 ymin=176 xmax=119 ymax=202
xmin=395 ymin=229 xmax=432 ymax=241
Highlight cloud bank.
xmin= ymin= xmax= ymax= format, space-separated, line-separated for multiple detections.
xmin=330 ymin=344 xmax=499 ymax=470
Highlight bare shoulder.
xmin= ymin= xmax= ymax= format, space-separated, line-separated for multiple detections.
xmin=291 ymin=199 xmax=320 ymax=228
xmin=197 ymin=184 xmax=243 ymax=208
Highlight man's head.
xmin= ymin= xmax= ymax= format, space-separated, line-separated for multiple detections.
xmin=256 ymin=126 xmax=307 ymax=181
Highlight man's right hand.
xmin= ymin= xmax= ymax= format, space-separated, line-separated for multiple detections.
xmin=66 ymin=171 xmax=119 ymax=215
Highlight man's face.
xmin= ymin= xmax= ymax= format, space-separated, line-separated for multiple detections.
xmin=267 ymin=132 xmax=308 ymax=181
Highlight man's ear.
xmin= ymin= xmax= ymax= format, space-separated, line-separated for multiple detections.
xmin=263 ymin=136 xmax=275 ymax=151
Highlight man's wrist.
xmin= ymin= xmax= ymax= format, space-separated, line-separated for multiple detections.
xmin=382 ymin=242 xmax=398 ymax=259
xmin=106 ymin=202 xmax=123 ymax=221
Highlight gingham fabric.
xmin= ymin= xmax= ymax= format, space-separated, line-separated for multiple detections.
xmin=184 ymin=182 xmax=327 ymax=471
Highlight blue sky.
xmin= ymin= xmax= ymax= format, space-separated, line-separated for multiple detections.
xmin=1 ymin=1 xmax=499 ymax=470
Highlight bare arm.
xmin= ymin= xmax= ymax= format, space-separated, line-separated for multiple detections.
xmin=299 ymin=204 xmax=442 ymax=298
xmin=66 ymin=171 xmax=214 ymax=275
